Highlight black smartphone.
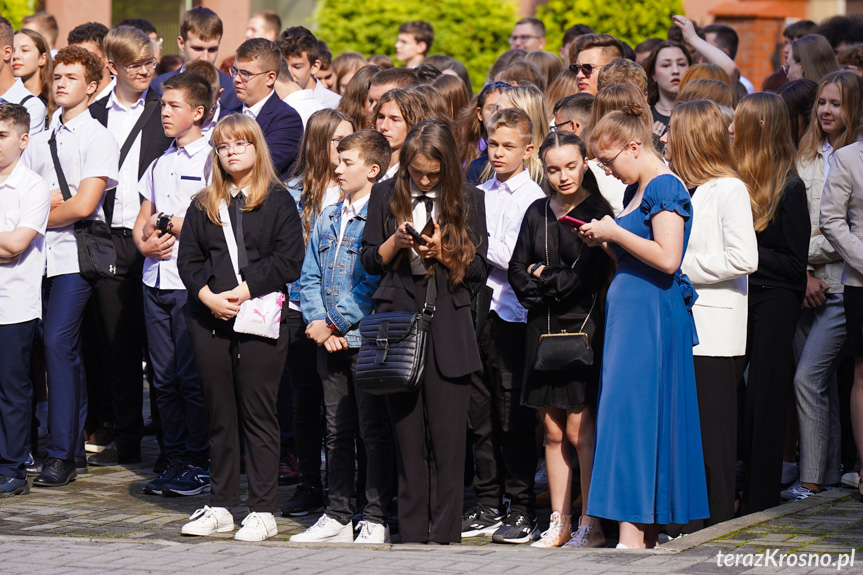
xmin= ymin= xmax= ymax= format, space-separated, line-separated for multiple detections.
xmin=405 ymin=223 xmax=426 ymax=245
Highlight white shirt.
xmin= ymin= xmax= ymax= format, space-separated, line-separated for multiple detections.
xmin=480 ymin=169 xmax=545 ymax=323
xmin=313 ymin=79 xmax=341 ymax=109
xmin=139 ymin=136 xmax=212 ymax=290
xmin=589 ymin=160 xmax=626 ymax=216
xmin=105 ymin=88 xmax=148 ymax=229
xmin=284 ymin=89 xmax=326 ymax=128
xmin=202 ymin=101 xmax=222 ymax=142
xmin=1 ymin=77 xmax=46 ymax=135
xmin=95 ymin=78 xmax=116 ymax=103
xmin=322 ymin=184 xmax=341 ymax=210
xmin=242 ymin=89 xmax=275 ymax=120
xmin=409 ymin=182 xmax=439 ymax=275
xmin=0 ymin=161 xmax=50 ymax=323
xmin=822 ymin=139 xmax=835 ymax=183
xmin=23 ymin=109 xmax=119 ymax=277
xmin=740 ymin=75 xmax=755 ymax=95
xmin=380 ymin=162 xmax=399 ymax=182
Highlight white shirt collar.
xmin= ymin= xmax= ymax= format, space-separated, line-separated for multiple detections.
xmin=490 ymin=168 xmax=530 ymax=194
xmin=53 ymin=108 xmax=94 ymax=134
xmin=230 ymin=185 xmax=248 ymax=198
xmin=243 ymin=90 xmax=275 ymax=119
xmin=107 ymin=87 xmax=148 ymax=112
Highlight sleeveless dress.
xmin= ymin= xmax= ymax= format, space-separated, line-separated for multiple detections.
xmin=585 ymin=174 xmax=709 ymax=525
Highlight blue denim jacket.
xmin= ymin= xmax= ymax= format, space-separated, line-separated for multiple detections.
xmin=299 ymin=199 xmax=380 ymax=347
xmin=286 ymin=178 xmax=305 ymax=305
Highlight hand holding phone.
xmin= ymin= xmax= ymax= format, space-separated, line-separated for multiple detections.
xmin=405 ymin=223 xmax=427 ymax=245
xmin=558 ymin=215 xmax=588 ymax=229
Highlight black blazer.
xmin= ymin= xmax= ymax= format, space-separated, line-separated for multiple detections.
xmin=178 ymin=184 xmax=305 ymax=315
xmin=89 ymin=88 xmax=174 ymax=180
xmin=152 ymin=67 xmax=242 ymax=110
xmin=360 ymin=178 xmax=489 ymax=379
xmin=226 ymin=94 xmax=304 ymax=181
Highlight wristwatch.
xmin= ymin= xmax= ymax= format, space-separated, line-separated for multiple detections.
xmin=156 ymin=213 xmax=173 ymax=235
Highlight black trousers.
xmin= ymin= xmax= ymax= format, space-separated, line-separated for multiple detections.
xmin=468 ymin=311 xmax=537 ymax=513
xmin=740 ymin=285 xmax=802 ymax=515
xmin=186 ymin=310 xmax=289 ymax=513
xmin=386 ymin=276 xmax=471 ymax=543
xmin=690 ymin=355 xmax=745 ymax=529
xmin=95 ymin=231 xmax=145 ymax=455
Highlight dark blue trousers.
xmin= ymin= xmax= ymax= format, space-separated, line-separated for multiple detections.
xmin=0 ymin=320 xmax=38 ymax=478
xmin=43 ymin=273 xmax=94 ymax=460
xmin=143 ymin=286 xmax=208 ymax=466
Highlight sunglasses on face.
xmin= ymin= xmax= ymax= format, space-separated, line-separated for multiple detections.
xmin=569 ymin=63 xmax=602 ymax=78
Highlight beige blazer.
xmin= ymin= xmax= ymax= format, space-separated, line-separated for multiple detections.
xmin=820 ymin=141 xmax=863 ymax=287
xmin=682 ymin=177 xmax=758 ymax=357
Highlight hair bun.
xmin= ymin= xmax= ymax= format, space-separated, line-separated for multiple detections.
xmin=620 ymin=103 xmax=643 ymax=117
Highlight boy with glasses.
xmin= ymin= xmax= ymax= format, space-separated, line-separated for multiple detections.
xmin=86 ymin=26 xmax=175 ymax=467
xmin=231 ymin=39 xmax=304 ymax=180
xmin=509 ymin=18 xmax=546 ymax=52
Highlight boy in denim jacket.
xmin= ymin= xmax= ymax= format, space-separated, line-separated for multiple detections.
xmin=292 ymin=130 xmax=394 ymax=544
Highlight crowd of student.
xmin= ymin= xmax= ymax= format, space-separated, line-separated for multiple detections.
xmin=2 ymin=4 xmax=863 ymax=549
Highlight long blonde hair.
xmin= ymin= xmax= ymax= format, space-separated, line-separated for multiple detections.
xmin=480 ymin=84 xmax=547 ymax=183
xmin=798 ymin=70 xmax=863 ymax=162
xmin=196 ymin=114 xmax=279 ymax=225
xmin=669 ymin=100 xmax=740 ymax=189
xmin=732 ymin=93 xmax=797 ymax=232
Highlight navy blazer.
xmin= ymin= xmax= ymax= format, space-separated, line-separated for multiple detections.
xmin=227 ymin=94 xmax=304 ymax=181
xmin=152 ymin=67 xmax=241 ymax=110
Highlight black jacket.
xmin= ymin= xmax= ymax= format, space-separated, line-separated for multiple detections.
xmin=226 ymin=94 xmax=304 ymax=181
xmin=178 ymin=184 xmax=305 ymax=314
xmin=360 ymin=178 xmax=489 ymax=378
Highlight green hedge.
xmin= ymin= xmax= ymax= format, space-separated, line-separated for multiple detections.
xmin=1 ymin=0 xmax=36 ymax=29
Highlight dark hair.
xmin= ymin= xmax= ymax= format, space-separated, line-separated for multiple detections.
xmin=368 ymin=54 xmax=394 ymax=69
xmin=370 ymin=66 xmax=419 ymax=89
xmin=392 ymin=121 xmax=475 ymax=285
xmin=554 ymin=92 xmax=594 ymax=117
xmin=563 ymin=24 xmax=595 ymax=47
xmin=338 ymin=65 xmax=382 ymax=128
xmin=338 ymin=129 xmax=392 ymax=182
xmin=236 ymin=38 xmax=281 ymax=73
xmin=278 ymin=26 xmax=318 ymax=66
xmin=13 ymin=29 xmax=53 ymax=118
xmin=776 ymin=78 xmax=818 ymax=146
xmin=117 ymin=18 xmax=157 ymax=36
xmin=316 ymin=40 xmax=333 ymax=68
xmin=162 ymin=71 xmax=214 ymax=124
xmin=495 ymin=60 xmax=546 ymax=92
xmin=398 ymin=20 xmax=434 ymax=52
xmin=414 ymin=63 xmax=442 ymax=84
xmin=643 ymin=41 xmax=693 ymax=106
xmin=570 ymin=34 xmax=625 ymax=68
xmin=180 ymin=7 xmax=222 ymax=41
xmin=515 ymin=17 xmax=545 ymax=37
xmin=0 ymin=103 xmax=31 ymax=135
xmin=815 ymin=15 xmax=863 ymax=49
xmin=635 ymin=38 xmax=663 ymax=56
xmin=0 ymin=17 xmax=11 ymax=48
xmin=668 ymin=22 xmax=705 ymax=43
xmin=431 ymin=74 xmax=470 ymax=121
xmin=54 ymin=45 xmax=104 ymax=85
xmin=784 ymin=20 xmax=817 ymax=41
xmin=703 ymin=23 xmax=739 ymax=60
xmin=538 ymin=131 xmax=603 ymax=201
xmin=67 ymin=22 xmax=109 ymax=51
xmin=156 ymin=54 xmax=184 ymax=76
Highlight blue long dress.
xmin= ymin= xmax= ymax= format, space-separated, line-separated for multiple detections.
xmin=586 ymin=174 xmax=709 ymax=525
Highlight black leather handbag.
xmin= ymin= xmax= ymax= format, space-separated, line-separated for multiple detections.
xmin=355 ymin=275 xmax=437 ymax=395
xmin=532 ymin=200 xmax=595 ymax=372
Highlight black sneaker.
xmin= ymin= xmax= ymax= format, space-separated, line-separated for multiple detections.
xmin=281 ymin=484 xmax=323 ymax=517
xmin=491 ymin=510 xmax=540 ymax=544
xmin=161 ymin=464 xmax=210 ymax=496
xmin=143 ymin=461 xmax=185 ymax=495
xmin=461 ymin=503 xmax=503 ymax=537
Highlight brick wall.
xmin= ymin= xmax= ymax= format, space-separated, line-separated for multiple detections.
xmin=715 ymin=16 xmax=786 ymax=90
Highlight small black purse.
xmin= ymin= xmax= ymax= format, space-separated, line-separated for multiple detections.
xmin=354 ymin=275 xmax=437 ymax=395
xmin=532 ymin=200 xmax=596 ymax=372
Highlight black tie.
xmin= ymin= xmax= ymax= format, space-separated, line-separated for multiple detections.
xmin=234 ymin=194 xmax=248 ymax=269
xmin=415 ymin=195 xmax=433 ymax=219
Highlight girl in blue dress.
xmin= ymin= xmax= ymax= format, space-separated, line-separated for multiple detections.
xmin=578 ymin=103 xmax=709 ymax=548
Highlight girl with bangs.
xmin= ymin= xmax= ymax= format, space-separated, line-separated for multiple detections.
xmin=730 ymin=92 xmax=810 ymax=515
xmin=791 ymin=71 xmax=863 ymax=501
xmin=669 ymin=100 xmax=758 ymax=527
xmin=361 ymin=120 xmax=488 ymax=544
xmin=178 ymin=114 xmax=305 ymax=541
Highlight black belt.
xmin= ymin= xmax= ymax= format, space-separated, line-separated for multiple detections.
xmin=111 ymin=227 xmax=134 ymax=238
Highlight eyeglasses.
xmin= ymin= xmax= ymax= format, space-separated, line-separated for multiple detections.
xmin=509 ymin=34 xmax=541 ymax=45
xmin=228 ymin=67 xmax=273 ymax=82
xmin=123 ymin=59 xmax=157 ymax=72
xmin=596 ymin=147 xmax=628 ymax=172
xmin=215 ymin=141 xmax=253 ymax=155
xmin=781 ymin=64 xmax=789 ymax=75
xmin=569 ymin=63 xmax=602 ymax=78
xmin=550 ymin=119 xmax=579 ymax=133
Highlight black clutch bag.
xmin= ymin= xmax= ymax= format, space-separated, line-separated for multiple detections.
xmin=354 ymin=275 xmax=437 ymax=395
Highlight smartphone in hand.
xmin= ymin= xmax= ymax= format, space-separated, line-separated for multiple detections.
xmin=558 ymin=215 xmax=588 ymax=229
xmin=405 ymin=223 xmax=427 ymax=245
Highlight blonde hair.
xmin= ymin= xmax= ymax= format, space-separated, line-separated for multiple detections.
xmin=676 ymin=79 xmax=737 ymax=109
xmin=589 ymin=83 xmax=651 ymax=156
xmin=103 ymin=25 xmax=154 ymax=66
xmin=798 ymin=70 xmax=863 ymax=162
xmin=588 ymin=101 xmax=653 ymax=156
xmin=196 ymin=115 xmax=279 ymax=225
xmin=669 ymin=100 xmax=740 ymax=189
xmin=732 ymin=93 xmax=797 ymax=232
xmin=481 ymin=84 xmax=547 ymax=183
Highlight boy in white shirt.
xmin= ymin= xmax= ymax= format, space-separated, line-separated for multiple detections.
xmin=468 ymin=108 xmax=545 ymax=543
xmin=23 ymin=46 xmax=119 ymax=489
xmin=135 ymin=72 xmax=213 ymax=498
xmin=277 ymin=27 xmax=341 ymax=109
xmin=0 ymin=103 xmax=50 ymax=497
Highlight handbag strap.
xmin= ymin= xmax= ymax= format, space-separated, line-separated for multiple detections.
xmin=48 ymin=131 xmax=72 ymax=202
xmin=544 ymin=199 xmax=596 ymax=334
xmin=218 ymin=196 xmax=246 ymax=284
xmin=422 ymin=271 xmax=437 ymax=321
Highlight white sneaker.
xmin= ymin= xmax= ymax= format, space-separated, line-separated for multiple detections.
xmin=354 ymin=520 xmax=390 ymax=544
xmin=234 ymin=511 xmax=278 ymax=542
xmin=780 ymin=480 xmax=816 ymax=501
xmin=290 ymin=514 xmax=353 ymax=543
xmin=181 ymin=506 xmax=234 ymax=536
xmin=841 ymin=471 xmax=860 ymax=489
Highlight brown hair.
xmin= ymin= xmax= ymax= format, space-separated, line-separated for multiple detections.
xmin=332 ymin=51 xmax=366 ymax=94
xmin=669 ymin=100 xmax=740 ymax=188
xmin=487 ymin=107 xmax=533 ymax=145
xmin=391 ymin=121 xmax=476 ymax=285
xmin=162 ymin=71 xmax=213 ymax=126
xmin=569 ymin=34 xmax=625 ymax=70
xmin=431 ymin=74 xmax=470 ymax=121
xmin=588 ymin=100 xmax=653 ymax=157
xmin=798 ymin=70 xmax=863 ymax=161
xmin=370 ymin=67 xmax=419 ymax=90
xmin=597 ymin=57 xmax=648 ymax=93
xmin=293 ymin=109 xmax=356 ymax=240
xmin=54 ymin=45 xmax=103 ymax=85
xmin=337 ymin=65 xmax=382 ymax=128
xmin=732 ymin=92 xmax=798 ymax=232
xmin=0 ymin=16 xmax=11 ymax=49
xmin=838 ymin=44 xmax=863 ymax=71
xmin=197 ymin=115 xmax=278 ymax=225
xmin=457 ymin=81 xmax=510 ymax=167
xmin=488 ymin=49 xmax=527 ymax=82
xmin=643 ymin=41 xmax=693 ymax=106
xmin=184 ymin=60 xmax=220 ymax=115
xmin=14 ymin=29 xmax=54 ymax=120
xmin=21 ymin=12 xmax=58 ymax=46
xmin=495 ymin=60 xmax=547 ymax=92
xmin=676 ymin=79 xmax=736 ymax=108
xmin=545 ymin=68 xmax=580 ymax=115
xmin=398 ymin=21 xmax=434 ymax=52
xmin=791 ymin=34 xmax=840 ymax=84
xmin=103 ymin=26 xmax=154 ymax=67
xmin=368 ymin=54 xmax=394 ymax=69
xmin=590 ymin=83 xmax=651 ymax=149
xmin=235 ymin=38 xmax=281 ymax=73
xmin=679 ymin=62 xmax=733 ymax=91
xmin=250 ymin=10 xmax=281 ymax=36
xmin=524 ymin=51 xmax=564 ymax=92
xmin=553 ymin=93 xmax=594 ymax=133
xmin=277 ymin=26 xmax=318 ymax=65
xmin=337 ymin=129 xmax=392 ymax=182
xmin=0 ymin=103 xmax=31 ymax=135
xmin=180 ymin=7 xmax=222 ymax=42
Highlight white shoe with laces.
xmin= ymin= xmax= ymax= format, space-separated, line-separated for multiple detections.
xmin=234 ymin=511 xmax=278 ymax=541
xmin=354 ymin=519 xmax=390 ymax=544
xmin=181 ymin=506 xmax=234 ymax=536
xmin=290 ymin=513 xmax=353 ymax=543
xmin=780 ymin=480 xmax=817 ymax=501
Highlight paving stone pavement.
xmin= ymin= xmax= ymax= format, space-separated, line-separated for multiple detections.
xmin=1 ymin=438 xmax=862 ymax=575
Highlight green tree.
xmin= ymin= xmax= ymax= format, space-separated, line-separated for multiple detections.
xmin=313 ymin=0 xmax=518 ymax=93
xmin=537 ymin=0 xmax=684 ymax=56
xmin=0 ymin=0 xmax=36 ymax=28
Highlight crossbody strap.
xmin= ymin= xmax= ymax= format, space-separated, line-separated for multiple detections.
xmin=545 ymin=199 xmax=595 ymax=334
xmin=48 ymin=131 xmax=72 ymax=202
